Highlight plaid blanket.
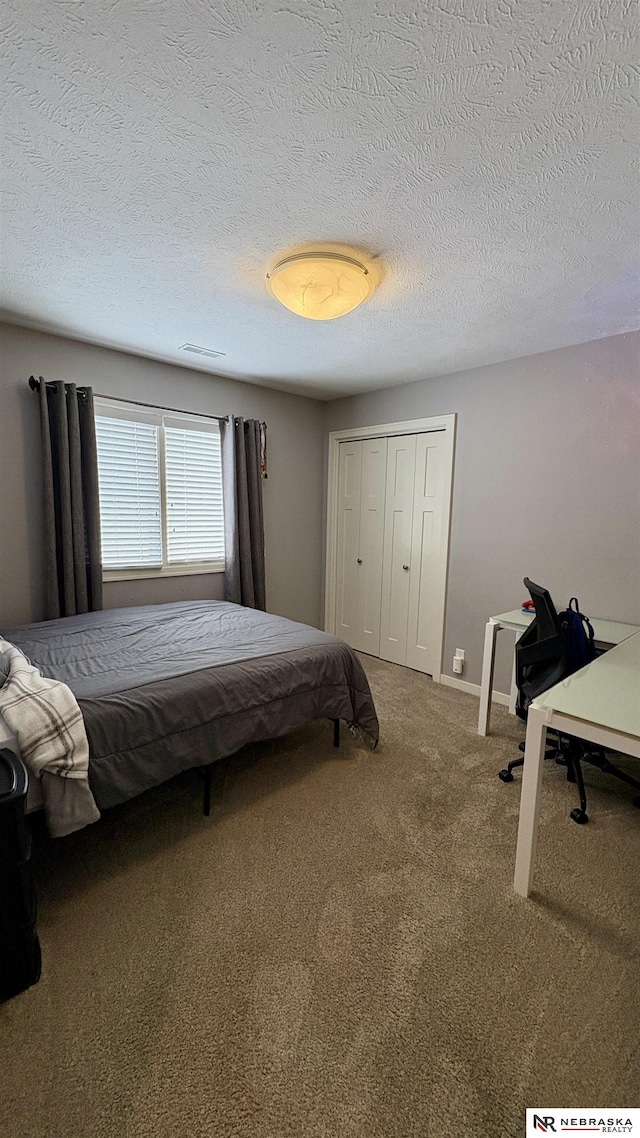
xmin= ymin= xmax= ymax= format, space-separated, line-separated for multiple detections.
xmin=0 ymin=637 xmax=100 ymax=837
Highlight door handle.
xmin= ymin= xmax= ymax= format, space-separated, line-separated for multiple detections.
xmin=403 ymin=564 xmax=409 ymax=570
xmin=357 ymin=558 xmax=362 ymax=564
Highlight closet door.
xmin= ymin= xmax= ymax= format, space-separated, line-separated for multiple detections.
xmin=405 ymin=433 xmax=449 ymax=675
xmin=335 ymin=441 xmax=362 ymax=644
xmin=379 ymin=434 xmax=416 ymax=665
xmin=355 ymin=437 xmax=387 ymax=655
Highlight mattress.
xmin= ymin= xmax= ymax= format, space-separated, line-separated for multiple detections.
xmin=1 ymin=601 xmax=379 ymax=811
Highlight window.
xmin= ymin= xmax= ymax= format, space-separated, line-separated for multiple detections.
xmin=95 ymin=399 xmax=224 ymax=578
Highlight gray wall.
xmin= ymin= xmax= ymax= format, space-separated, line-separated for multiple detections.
xmin=324 ymin=332 xmax=640 ymax=693
xmin=2 ymin=320 xmax=639 ymax=698
xmin=0 ymin=321 xmax=325 ymax=629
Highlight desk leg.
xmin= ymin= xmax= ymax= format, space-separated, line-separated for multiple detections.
xmin=478 ymin=620 xmax=499 ymax=736
xmin=513 ymin=705 xmax=547 ymax=897
xmin=508 ymin=628 xmax=525 ymax=716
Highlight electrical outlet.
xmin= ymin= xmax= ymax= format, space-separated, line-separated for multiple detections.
xmin=453 ymin=649 xmax=465 ymax=675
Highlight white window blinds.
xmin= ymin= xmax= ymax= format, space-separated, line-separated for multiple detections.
xmin=165 ymin=426 xmax=224 ymax=563
xmin=95 ymin=415 xmax=162 ymax=569
xmin=94 ymin=402 xmax=225 ymax=574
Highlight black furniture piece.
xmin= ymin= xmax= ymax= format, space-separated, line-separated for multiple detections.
xmin=0 ymin=749 xmax=41 ymax=1002
xmin=498 ymin=578 xmax=590 ymax=822
xmin=497 ymin=578 xmax=640 ymax=824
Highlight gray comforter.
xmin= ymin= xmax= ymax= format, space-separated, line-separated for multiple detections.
xmin=1 ymin=601 xmax=379 ymax=810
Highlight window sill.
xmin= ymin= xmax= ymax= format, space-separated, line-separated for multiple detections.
xmin=103 ymin=563 xmax=225 ymax=583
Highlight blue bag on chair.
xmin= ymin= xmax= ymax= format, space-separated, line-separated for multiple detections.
xmin=558 ymin=597 xmax=596 ymax=674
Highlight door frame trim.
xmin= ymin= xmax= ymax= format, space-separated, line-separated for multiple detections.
xmin=325 ymin=414 xmax=457 ymax=683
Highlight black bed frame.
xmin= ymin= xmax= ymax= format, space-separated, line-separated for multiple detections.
xmin=198 ymin=718 xmax=340 ymax=817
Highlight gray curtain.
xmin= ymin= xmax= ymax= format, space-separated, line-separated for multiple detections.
xmin=221 ymin=416 xmax=266 ymax=610
xmin=38 ymin=379 xmax=103 ymax=619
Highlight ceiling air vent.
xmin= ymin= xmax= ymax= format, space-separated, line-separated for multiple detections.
xmin=179 ymin=343 xmax=226 ymax=360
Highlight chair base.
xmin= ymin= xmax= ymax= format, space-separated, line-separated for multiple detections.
xmin=500 ymin=731 xmax=640 ymax=824
xmin=499 ymin=732 xmax=587 ymax=821
xmin=583 ymin=749 xmax=640 ymax=794
xmin=570 ymin=807 xmax=589 ymax=824
xmin=498 ymin=741 xmax=560 ymax=784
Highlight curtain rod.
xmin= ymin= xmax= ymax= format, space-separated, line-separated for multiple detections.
xmin=28 ymin=376 xmax=229 ymax=423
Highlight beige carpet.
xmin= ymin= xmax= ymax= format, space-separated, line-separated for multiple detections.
xmin=2 ymin=656 xmax=638 ymax=1138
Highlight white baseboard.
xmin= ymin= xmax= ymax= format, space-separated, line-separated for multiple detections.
xmin=440 ymin=674 xmax=510 ymax=706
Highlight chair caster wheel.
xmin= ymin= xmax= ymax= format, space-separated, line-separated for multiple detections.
xmin=570 ymin=808 xmax=589 ymax=824
xmin=498 ymin=769 xmax=514 ymax=782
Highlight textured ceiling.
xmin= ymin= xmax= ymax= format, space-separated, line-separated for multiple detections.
xmin=1 ymin=0 xmax=639 ymax=400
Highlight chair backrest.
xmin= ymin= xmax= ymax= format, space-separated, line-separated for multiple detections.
xmin=523 ymin=578 xmax=561 ymax=642
xmin=515 ymin=578 xmax=567 ymax=720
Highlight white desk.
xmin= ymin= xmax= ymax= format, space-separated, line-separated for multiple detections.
xmin=477 ymin=610 xmax=639 ymax=736
xmin=513 ymin=630 xmax=640 ymax=897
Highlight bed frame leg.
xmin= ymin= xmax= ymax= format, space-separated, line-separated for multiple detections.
xmin=333 ymin=719 xmax=340 ymax=748
xmin=202 ymin=764 xmax=212 ymax=816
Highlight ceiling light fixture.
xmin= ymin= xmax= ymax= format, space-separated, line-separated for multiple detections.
xmin=266 ymin=248 xmax=377 ymax=320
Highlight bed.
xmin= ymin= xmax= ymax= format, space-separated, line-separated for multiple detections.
xmin=0 ymin=601 xmax=379 ymax=832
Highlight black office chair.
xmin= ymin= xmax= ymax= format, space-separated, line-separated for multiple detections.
xmin=499 ymin=578 xmax=640 ymax=822
xmin=498 ymin=578 xmax=591 ymax=823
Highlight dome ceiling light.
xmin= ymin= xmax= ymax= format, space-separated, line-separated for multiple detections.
xmin=266 ymin=248 xmax=378 ymax=320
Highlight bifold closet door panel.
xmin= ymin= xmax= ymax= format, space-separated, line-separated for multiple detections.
xmin=405 ymin=433 xmax=447 ymax=676
xmin=354 ymin=437 xmax=387 ymax=656
xmin=335 ymin=441 xmax=362 ymax=644
xmin=379 ymin=434 xmax=417 ymax=665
